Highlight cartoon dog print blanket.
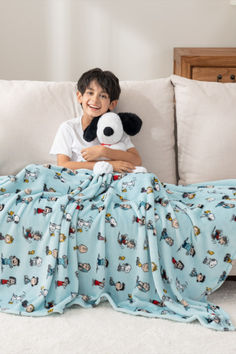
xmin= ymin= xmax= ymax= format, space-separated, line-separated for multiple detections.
xmin=0 ymin=164 xmax=236 ymax=331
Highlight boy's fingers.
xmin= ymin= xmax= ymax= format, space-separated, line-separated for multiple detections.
xmin=126 ymin=163 xmax=135 ymax=170
xmin=121 ymin=163 xmax=135 ymax=172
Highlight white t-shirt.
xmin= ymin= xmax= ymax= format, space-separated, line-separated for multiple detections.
xmin=50 ymin=114 xmax=135 ymax=162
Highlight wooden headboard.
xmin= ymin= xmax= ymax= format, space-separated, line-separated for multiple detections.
xmin=174 ymin=47 xmax=236 ymax=83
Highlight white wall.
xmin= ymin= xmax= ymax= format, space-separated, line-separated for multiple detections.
xmin=0 ymin=0 xmax=236 ymax=81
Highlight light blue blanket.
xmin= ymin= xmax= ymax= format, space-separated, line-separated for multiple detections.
xmin=0 ymin=164 xmax=236 ymax=330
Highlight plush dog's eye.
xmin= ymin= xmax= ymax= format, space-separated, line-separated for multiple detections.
xmin=103 ymin=127 xmax=114 ymax=136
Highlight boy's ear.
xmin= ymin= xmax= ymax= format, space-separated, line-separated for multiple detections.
xmin=83 ymin=116 xmax=100 ymax=142
xmin=119 ymin=113 xmax=143 ymax=136
xmin=109 ymin=99 xmax=118 ymax=111
xmin=77 ymin=91 xmax=83 ymax=103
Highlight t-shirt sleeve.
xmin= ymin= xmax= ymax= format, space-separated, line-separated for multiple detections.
xmin=49 ymin=122 xmax=73 ymax=158
xmin=121 ymin=133 xmax=135 ymax=150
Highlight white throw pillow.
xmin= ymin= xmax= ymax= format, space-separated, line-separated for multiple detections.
xmin=0 ymin=80 xmax=81 ymax=176
xmin=171 ymin=75 xmax=236 ymax=185
xmin=117 ymin=78 xmax=176 ymax=183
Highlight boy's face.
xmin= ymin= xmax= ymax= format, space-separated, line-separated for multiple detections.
xmin=77 ymin=80 xmax=117 ymax=119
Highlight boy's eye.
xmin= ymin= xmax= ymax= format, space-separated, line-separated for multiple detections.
xmin=85 ymin=89 xmax=93 ymax=95
xmin=101 ymin=94 xmax=108 ymax=99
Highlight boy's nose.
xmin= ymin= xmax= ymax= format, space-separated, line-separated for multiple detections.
xmin=92 ymin=94 xmax=100 ymax=104
xmin=103 ymin=127 xmax=114 ymax=136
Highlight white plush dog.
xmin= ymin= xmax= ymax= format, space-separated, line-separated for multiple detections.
xmin=83 ymin=112 xmax=147 ymax=174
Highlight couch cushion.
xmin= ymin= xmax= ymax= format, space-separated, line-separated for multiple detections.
xmin=117 ymin=78 xmax=176 ymax=183
xmin=171 ymin=75 xmax=236 ymax=185
xmin=0 ymin=80 xmax=81 ymax=176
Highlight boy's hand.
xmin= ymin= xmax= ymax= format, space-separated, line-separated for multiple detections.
xmin=110 ymin=161 xmax=135 ymax=173
xmin=81 ymin=145 xmax=104 ymax=161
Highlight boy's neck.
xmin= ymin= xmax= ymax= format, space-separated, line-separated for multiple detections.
xmin=81 ymin=114 xmax=94 ymax=131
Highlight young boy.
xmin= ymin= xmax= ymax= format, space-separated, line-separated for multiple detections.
xmin=50 ymin=68 xmax=142 ymax=173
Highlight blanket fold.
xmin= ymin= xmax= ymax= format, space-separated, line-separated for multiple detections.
xmin=0 ymin=164 xmax=236 ymax=331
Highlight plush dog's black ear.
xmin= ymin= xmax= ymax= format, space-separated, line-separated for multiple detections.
xmin=83 ymin=116 xmax=100 ymax=142
xmin=118 ymin=112 xmax=142 ymax=136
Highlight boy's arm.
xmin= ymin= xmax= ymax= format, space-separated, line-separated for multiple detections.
xmin=57 ymin=154 xmax=136 ymax=173
xmin=81 ymin=146 xmax=142 ymax=166
xmin=57 ymin=154 xmax=96 ymax=170
xmin=103 ymin=147 xmax=142 ymax=166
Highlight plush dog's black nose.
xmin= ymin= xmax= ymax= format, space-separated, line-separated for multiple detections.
xmin=103 ymin=127 xmax=114 ymax=136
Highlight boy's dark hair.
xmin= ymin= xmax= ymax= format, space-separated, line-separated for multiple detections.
xmin=77 ymin=68 xmax=121 ymax=102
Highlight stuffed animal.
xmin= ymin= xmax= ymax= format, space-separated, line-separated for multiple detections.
xmin=83 ymin=112 xmax=147 ymax=174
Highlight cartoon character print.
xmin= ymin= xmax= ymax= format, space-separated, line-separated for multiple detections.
xmin=91 ymin=204 xmax=105 ymax=213
xmin=96 ymin=254 xmax=109 ymax=271
xmin=39 ymin=193 xmax=58 ymax=203
xmin=138 ymin=201 xmax=152 ymax=211
xmin=105 ymin=213 xmax=117 ymax=227
xmin=77 ymin=217 xmax=93 ymax=231
xmin=1 ymin=277 xmax=16 ymax=287
xmin=136 ymin=257 xmax=149 ymax=272
xmin=29 ymin=257 xmax=43 ymax=267
xmin=172 ymin=257 xmax=184 ymax=270
xmin=56 ymin=277 xmax=70 ymax=288
xmin=146 ymin=220 xmax=157 ymax=235
xmin=216 ymin=201 xmax=235 ymax=209
xmin=49 ymin=222 xmax=61 ymax=236
xmin=201 ymin=210 xmax=215 ymax=221
xmin=60 ymin=205 xmax=72 ymax=222
xmin=117 ymin=233 xmax=136 ymax=249
xmin=1 ymin=255 xmax=20 ymax=269
xmin=141 ymin=186 xmax=153 ymax=194
xmin=24 ymin=276 xmax=39 ymax=287
xmin=190 ymin=268 xmax=206 ymax=282
xmin=92 ymin=278 xmax=105 ymax=289
xmin=54 ymin=172 xmax=66 ymax=183
xmin=211 ymin=227 xmax=228 ymax=245
xmin=151 ymin=177 xmax=160 ymax=191
xmin=16 ymin=195 xmax=33 ymax=205
xmin=177 ymin=237 xmax=195 ymax=256
xmin=109 ymin=277 xmax=125 ymax=291
xmin=57 ymin=255 xmax=68 ymax=268
xmin=175 ymin=278 xmax=188 ymax=293
xmin=24 ymin=168 xmax=39 ymax=183
xmin=203 ymin=257 xmax=218 ymax=268
xmin=160 ymin=228 xmax=174 ymax=246
xmin=136 ymin=258 xmax=157 ymax=273
xmin=97 ymin=232 xmax=106 ymax=242
xmin=121 ymin=178 xmax=136 ymax=192
xmin=0 ymin=233 xmax=14 ymax=244
xmin=183 ymin=192 xmax=196 ymax=200
xmin=136 ymin=276 xmax=150 ymax=292
xmin=155 ymin=197 xmax=169 ymax=207
xmin=224 ymin=253 xmax=232 ymax=264
xmin=9 ymin=292 xmax=26 ymax=304
xmin=7 ymin=211 xmax=20 ymax=223
xmin=114 ymin=203 xmax=132 ymax=210
xmin=78 ymin=262 xmax=91 ymax=272
xmin=132 ymin=216 xmax=145 ymax=225
xmin=117 ymin=262 xmax=132 ymax=273
xmin=46 ymin=247 xmax=58 ymax=258
xmin=166 ymin=213 xmax=179 ymax=229
xmin=23 ymin=227 xmax=42 ymax=242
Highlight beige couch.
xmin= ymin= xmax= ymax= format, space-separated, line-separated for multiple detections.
xmin=0 ymin=75 xmax=236 ymax=274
